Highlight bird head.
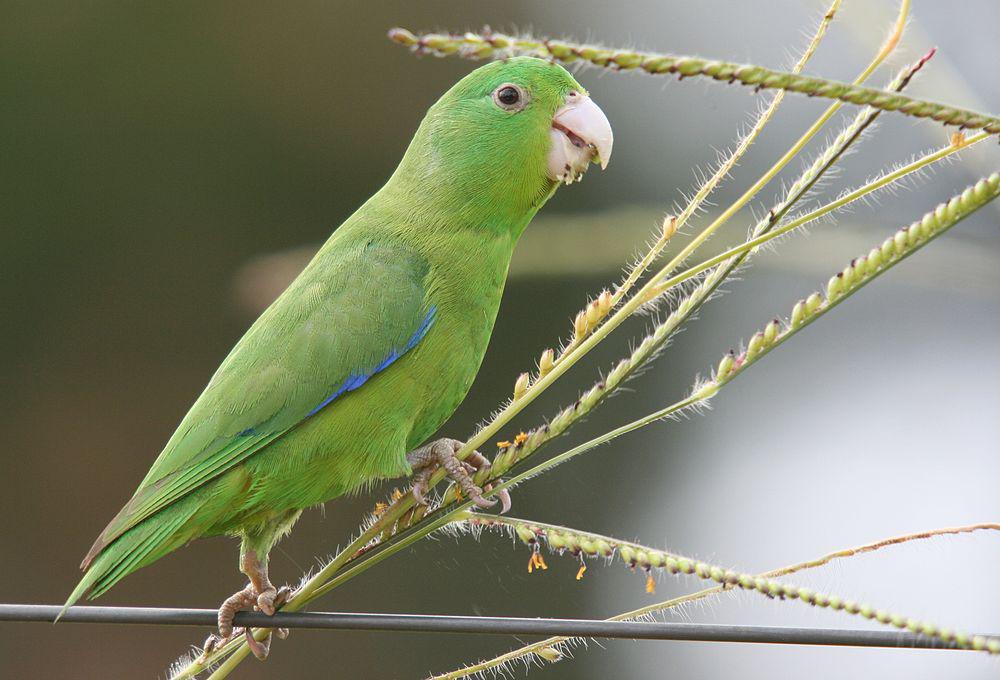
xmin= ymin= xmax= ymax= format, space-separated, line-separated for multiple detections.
xmin=397 ymin=56 xmax=613 ymax=224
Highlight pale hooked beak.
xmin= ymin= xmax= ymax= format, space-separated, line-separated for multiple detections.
xmin=547 ymin=91 xmax=614 ymax=185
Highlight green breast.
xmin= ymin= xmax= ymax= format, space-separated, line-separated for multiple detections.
xmin=403 ymin=227 xmax=515 ymax=450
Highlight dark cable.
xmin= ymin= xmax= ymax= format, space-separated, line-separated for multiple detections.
xmin=0 ymin=604 xmax=979 ymax=651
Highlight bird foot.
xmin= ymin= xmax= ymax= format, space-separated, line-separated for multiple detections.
xmin=407 ymin=438 xmax=511 ymax=513
xmin=198 ymin=583 xmax=292 ymax=662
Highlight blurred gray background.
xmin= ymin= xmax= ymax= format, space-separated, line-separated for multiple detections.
xmin=1 ymin=1 xmax=998 ymax=678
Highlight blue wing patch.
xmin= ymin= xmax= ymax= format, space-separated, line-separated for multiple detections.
xmin=305 ymin=306 xmax=437 ymax=418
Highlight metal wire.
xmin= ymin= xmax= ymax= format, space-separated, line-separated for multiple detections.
xmin=0 ymin=604 xmax=979 ymax=651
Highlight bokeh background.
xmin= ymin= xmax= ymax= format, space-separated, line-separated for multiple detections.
xmin=2 ymin=1 xmax=998 ymax=678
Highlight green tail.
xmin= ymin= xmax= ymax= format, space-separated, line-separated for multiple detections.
xmin=60 ymin=501 xmax=200 ymax=620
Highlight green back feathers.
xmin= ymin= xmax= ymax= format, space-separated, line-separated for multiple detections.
xmin=81 ymin=235 xmax=433 ymax=570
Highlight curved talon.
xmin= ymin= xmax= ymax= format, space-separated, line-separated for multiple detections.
xmin=257 ymin=583 xmax=290 ymax=616
xmin=198 ymin=633 xmax=225 ymax=663
xmin=256 ymin=586 xmax=278 ymax=615
xmin=245 ymin=627 xmax=272 ymax=661
xmin=494 ymin=485 xmax=513 ymax=514
xmin=410 ymin=466 xmax=434 ymax=505
xmin=199 ymin=624 xmax=251 ymax=662
xmin=469 ymin=491 xmax=497 ymax=509
xmin=199 ymin=635 xmax=216 ymax=661
xmin=463 ymin=449 xmax=512 ymax=512
xmin=274 ymin=586 xmax=292 ymax=609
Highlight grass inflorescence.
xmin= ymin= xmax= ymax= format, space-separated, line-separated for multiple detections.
xmin=471 ymin=514 xmax=1000 ymax=652
xmin=388 ymin=26 xmax=1000 ymax=135
xmin=436 ymin=522 xmax=1000 ymax=679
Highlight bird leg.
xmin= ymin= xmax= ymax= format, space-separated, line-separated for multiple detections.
xmin=198 ymin=550 xmax=291 ymax=662
xmin=406 ymin=438 xmax=511 ymax=513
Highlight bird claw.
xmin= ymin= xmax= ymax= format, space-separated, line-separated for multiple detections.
xmin=485 ymin=481 xmax=513 ymax=514
xmin=217 ymin=586 xmax=258 ymax=639
xmin=461 ymin=450 xmax=511 ymax=513
xmin=204 ymin=563 xmax=293 ymax=663
xmin=256 ymin=585 xmax=291 ymax=616
xmin=239 ymin=585 xmax=291 ymax=661
xmin=198 ymin=632 xmax=228 ymax=663
xmin=242 ymin=622 xmax=289 ymax=659
xmin=410 ymin=466 xmax=434 ymax=506
xmin=245 ymin=626 xmax=272 ymax=661
xmin=406 ymin=438 xmax=512 ymax=513
xmin=199 ymin=625 xmax=254 ymax=663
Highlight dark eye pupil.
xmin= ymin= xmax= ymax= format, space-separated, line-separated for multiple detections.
xmin=498 ymin=86 xmax=520 ymax=106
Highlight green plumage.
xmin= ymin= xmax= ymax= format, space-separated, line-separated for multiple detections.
xmin=66 ymin=57 xmax=586 ymax=609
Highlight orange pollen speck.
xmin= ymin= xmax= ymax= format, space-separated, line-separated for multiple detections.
xmin=390 ymin=488 xmax=403 ymax=502
xmin=497 ymin=441 xmax=512 ymax=449
xmin=528 ymin=551 xmax=548 ymax=573
xmin=576 ymin=564 xmax=587 ymax=581
xmin=645 ymin=573 xmax=656 ymax=594
xmin=514 ymin=432 xmax=529 ymax=445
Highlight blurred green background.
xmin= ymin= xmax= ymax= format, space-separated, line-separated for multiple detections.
xmin=2 ymin=1 xmax=998 ymax=678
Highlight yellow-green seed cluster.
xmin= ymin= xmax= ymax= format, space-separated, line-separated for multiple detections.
xmin=489 ymin=518 xmax=1000 ymax=655
xmin=700 ymin=172 xmax=1000 ymax=396
xmin=388 ymin=29 xmax=1000 ymax=135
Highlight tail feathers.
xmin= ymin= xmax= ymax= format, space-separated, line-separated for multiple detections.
xmin=60 ymin=504 xmax=198 ymax=621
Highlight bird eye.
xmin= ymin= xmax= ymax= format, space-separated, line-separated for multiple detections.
xmin=492 ymin=84 xmax=527 ymax=111
xmin=497 ymin=86 xmax=519 ymax=105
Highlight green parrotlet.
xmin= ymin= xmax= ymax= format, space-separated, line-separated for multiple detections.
xmin=65 ymin=56 xmax=613 ymax=658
